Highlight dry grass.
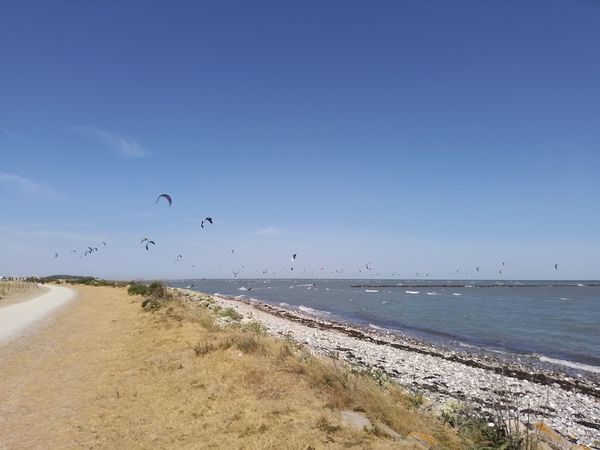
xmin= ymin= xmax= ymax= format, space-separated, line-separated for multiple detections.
xmin=0 ymin=286 xmax=466 ymax=449
xmin=0 ymin=280 xmax=37 ymax=299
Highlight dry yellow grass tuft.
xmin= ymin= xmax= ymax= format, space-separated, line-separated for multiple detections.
xmin=0 ymin=286 xmax=466 ymax=449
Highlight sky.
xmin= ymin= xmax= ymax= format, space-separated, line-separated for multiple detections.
xmin=1 ymin=0 xmax=599 ymax=280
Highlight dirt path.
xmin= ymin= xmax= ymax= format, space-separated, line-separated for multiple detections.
xmin=0 ymin=286 xmax=145 ymax=449
xmin=0 ymin=285 xmax=75 ymax=342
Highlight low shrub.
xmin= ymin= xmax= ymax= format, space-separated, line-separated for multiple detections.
xmin=241 ymin=320 xmax=267 ymax=335
xmin=217 ymin=307 xmax=243 ymax=321
xmin=127 ymin=283 xmax=149 ymax=296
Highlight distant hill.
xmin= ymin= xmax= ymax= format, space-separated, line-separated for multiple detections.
xmin=41 ymin=275 xmax=94 ymax=281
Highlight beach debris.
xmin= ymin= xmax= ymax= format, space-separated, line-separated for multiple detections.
xmin=145 ymin=240 xmax=156 ymax=251
xmin=156 ymin=193 xmax=172 ymax=207
xmin=201 ymin=217 xmax=213 ymax=228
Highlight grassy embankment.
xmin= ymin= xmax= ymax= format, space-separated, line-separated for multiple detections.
xmin=124 ymin=281 xmax=533 ymax=449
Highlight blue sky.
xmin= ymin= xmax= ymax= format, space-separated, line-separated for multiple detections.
xmin=1 ymin=0 xmax=599 ymax=279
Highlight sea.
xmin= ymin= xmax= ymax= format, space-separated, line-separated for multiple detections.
xmin=168 ymin=279 xmax=600 ymax=374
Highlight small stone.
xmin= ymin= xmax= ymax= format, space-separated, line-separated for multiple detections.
xmin=340 ymin=410 xmax=371 ymax=431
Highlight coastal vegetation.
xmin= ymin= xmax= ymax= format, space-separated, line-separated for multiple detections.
xmin=125 ymin=283 xmax=549 ymax=449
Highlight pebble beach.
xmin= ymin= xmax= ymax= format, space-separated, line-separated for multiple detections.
xmin=172 ymin=287 xmax=600 ymax=447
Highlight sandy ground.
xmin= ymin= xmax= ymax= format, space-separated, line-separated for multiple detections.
xmin=0 ymin=285 xmax=75 ymax=342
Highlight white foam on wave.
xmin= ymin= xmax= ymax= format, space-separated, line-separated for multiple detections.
xmin=405 ymin=290 xmax=420 ymax=294
xmin=452 ymin=293 xmax=462 ymax=296
xmin=238 ymin=287 xmax=248 ymax=291
xmin=299 ymin=305 xmax=331 ymax=316
xmin=458 ymin=342 xmax=477 ymax=349
xmin=426 ymin=292 xmax=438 ymax=296
xmin=369 ymin=323 xmax=391 ymax=332
xmin=559 ymin=297 xmax=569 ymax=301
xmin=538 ymin=356 xmax=600 ymax=374
xmin=296 ymin=283 xmax=315 ymax=287
xmin=279 ymin=302 xmax=289 ymax=306
xmin=235 ymin=294 xmax=245 ymax=299
xmin=365 ymin=289 xmax=379 ymax=293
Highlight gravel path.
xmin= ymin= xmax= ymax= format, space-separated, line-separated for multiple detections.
xmin=0 ymin=284 xmax=77 ymax=343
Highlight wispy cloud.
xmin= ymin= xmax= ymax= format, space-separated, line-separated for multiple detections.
xmin=0 ymin=127 xmax=16 ymax=137
xmin=0 ymin=172 xmax=62 ymax=199
xmin=256 ymin=226 xmax=282 ymax=236
xmin=70 ymin=126 xmax=149 ymax=159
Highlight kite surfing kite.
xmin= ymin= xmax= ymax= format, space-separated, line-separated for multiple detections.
xmin=145 ymin=240 xmax=156 ymax=251
xmin=201 ymin=217 xmax=213 ymax=228
xmin=54 ymin=252 xmax=58 ymax=258
xmin=291 ymin=253 xmax=297 ymax=262
xmin=175 ymin=254 xmax=183 ymax=263
xmin=156 ymin=194 xmax=172 ymax=207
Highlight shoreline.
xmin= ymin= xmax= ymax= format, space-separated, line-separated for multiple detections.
xmin=172 ymin=287 xmax=600 ymax=446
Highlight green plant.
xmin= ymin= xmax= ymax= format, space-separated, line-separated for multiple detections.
xmin=217 ymin=307 xmax=243 ymax=321
xmin=127 ymin=283 xmax=149 ymax=296
xmin=233 ymin=335 xmax=264 ymax=354
xmin=241 ymin=320 xmax=266 ymax=335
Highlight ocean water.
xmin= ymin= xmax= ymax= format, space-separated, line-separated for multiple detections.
xmin=169 ymin=279 xmax=600 ymax=372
